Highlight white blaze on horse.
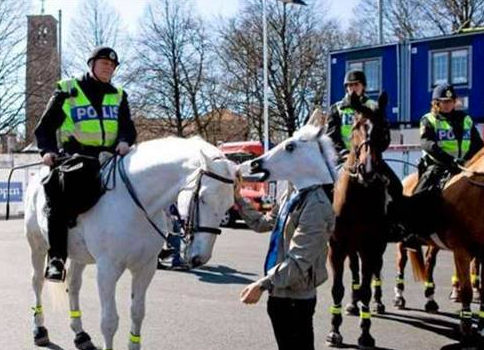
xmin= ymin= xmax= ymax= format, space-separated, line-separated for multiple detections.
xmin=25 ymin=137 xmax=236 ymax=350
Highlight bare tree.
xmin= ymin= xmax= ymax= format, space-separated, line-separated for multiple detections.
xmin=420 ymin=0 xmax=484 ymax=34
xmin=349 ymin=0 xmax=484 ymax=45
xmin=64 ymin=0 xmax=125 ymax=77
xmin=217 ymin=0 xmax=342 ymax=140
xmin=0 ymin=0 xmax=28 ymax=135
xmin=132 ymin=0 xmax=213 ymax=137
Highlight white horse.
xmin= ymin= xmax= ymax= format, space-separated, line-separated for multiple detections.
xmin=243 ymin=124 xmax=337 ymax=189
xmin=25 ymin=137 xmax=236 ymax=350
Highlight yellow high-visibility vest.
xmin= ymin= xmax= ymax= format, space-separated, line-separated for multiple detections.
xmin=58 ymin=79 xmax=122 ymax=147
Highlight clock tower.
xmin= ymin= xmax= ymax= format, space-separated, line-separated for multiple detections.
xmin=25 ymin=14 xmax=60 ymax=145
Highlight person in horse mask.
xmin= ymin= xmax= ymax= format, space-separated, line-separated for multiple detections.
xmin=414 ymin=83 xmax=483 ymax=194
xmin=235 ymin=177 xmax=334 ymax=350
xmin=326 ymin=70 xmax=403 ymax=237
xmin=35 ymin=46 xmax=137 ymax=282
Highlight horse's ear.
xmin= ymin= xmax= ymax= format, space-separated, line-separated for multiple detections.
xmin=306 ymin=106 xmax=327 ymax=128
xmin=199 ymin=150 xmax=212 ymax=171
xmin=378 ymin=91 xmax=388 ymax=110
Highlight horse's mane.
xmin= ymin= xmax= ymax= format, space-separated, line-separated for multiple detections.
xmin=464 ymin=146 xmax=484 ymax=168
xmin=128 ymin=136 xmax=226 ymax=173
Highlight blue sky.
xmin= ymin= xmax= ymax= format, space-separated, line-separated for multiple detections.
xmin=38 ymin=0 xmax=359 ymax=35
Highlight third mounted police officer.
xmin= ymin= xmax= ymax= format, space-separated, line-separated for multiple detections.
xmin=35 ymin=46 xmax=137 ymax=281
xmin=414 ymin=83 xmax=483 ymax=194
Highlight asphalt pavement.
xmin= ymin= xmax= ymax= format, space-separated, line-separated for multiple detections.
xmin=0 ymin=219 xmax=477 ymax=350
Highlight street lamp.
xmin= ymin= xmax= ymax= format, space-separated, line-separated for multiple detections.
xmin=262 ymin=0 xmax=306 ymax=152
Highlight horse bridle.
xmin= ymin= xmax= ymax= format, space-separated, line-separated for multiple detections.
xmin=117 ymin=157 xmax=234 ymax=243
xmin=345 ymin=121 xmax=373 ymax=178
xmin=183 ymin=169 xmax=234 ymax=242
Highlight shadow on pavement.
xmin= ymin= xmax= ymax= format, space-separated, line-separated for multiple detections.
xmin=188 ymin=264 xmax=257 ymax=285
xmin=373 ymin=311 xmax=459 ymax=341
xmin=45 ymin=343 xmax=66 ymax=350
xmin=328 ymin=343 xmax=394 ymax=350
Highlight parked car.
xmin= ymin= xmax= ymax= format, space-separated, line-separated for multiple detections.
xmin=218 ymin=141 xmax=273 ymax=226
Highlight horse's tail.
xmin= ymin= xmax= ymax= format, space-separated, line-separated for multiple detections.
xmin=408 ymin=247 xmax=427 ymax=282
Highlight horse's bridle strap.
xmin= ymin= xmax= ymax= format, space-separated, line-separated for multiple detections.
xmin=118 ymin=156 xmax=170 ymax=242
xmin=201 ymin=169 xmax=235 ymax=184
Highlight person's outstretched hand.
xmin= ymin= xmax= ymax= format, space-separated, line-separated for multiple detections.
xmin=240 ymin=282 xmax=263 ymax=304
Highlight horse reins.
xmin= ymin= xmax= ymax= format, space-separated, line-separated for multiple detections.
xmin=117 ymin=156 xmax=234 ymax=243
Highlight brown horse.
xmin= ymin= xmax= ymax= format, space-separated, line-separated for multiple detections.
xmin=394 ymin=172 xmax=482 ymax=315
xmin=402 ymin=152 xmax=484 ymax=349
xmin=325 ymin=93 xmax=389 ymax=349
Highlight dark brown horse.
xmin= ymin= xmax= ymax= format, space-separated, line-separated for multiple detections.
xmin=325 ymin=93 xmax=390 ymax=349
xmin=402 ymin=152 xmax=484 ymax=349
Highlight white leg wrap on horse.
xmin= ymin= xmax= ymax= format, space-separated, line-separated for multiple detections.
xmin=394 ymin=287 xmax=403 ymax=297
xmin=426 ymin=295 xmax=435 ymax=301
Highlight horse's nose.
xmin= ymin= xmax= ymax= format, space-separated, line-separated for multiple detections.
xmin=250 ymin=159 xmax=263 ymax=173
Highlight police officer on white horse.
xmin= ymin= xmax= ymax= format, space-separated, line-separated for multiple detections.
xmin=35 ymin=46 xmax=137 ymax=282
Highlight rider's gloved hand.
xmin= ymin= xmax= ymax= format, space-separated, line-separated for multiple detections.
xmin=42 ymin=152 xmax=58 ymax=167
xmin=450 ymin=159 xmax=463 ymax=175
xmin=115 ymin=141 xmax=130 ymax=156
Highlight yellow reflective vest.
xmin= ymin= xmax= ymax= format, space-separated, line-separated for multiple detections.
xmin=422 ymin=112 xmax=473 ymax=160
xmin=337 ymin=98 xmax=378 ymax=149
xmin=58 ymin=79 xmax=122 ymax=147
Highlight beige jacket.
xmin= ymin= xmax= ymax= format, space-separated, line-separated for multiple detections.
xmin=236 ymin=185 xmax=334 ymax=299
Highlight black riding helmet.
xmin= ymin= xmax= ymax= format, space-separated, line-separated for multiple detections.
xmin=344 ymin=69 xmax=367 ymax=87
xmin=87 ymin=46 xmax=119 ymax=67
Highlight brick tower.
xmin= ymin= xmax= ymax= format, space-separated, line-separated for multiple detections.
xmin=25 ymin=14 xmax=60 ymax=145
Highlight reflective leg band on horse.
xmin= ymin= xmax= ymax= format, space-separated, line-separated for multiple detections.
xmin=70 ymin=310 xmax=82 ymax=318
xmin=330 ymin=305 xmax=342 ymax=315
xmin=130 ymin=332 xmax=141 ymax=344
xmin=371 ymin=279 xmax=382 ymax=287
xmin=32 ymin=305 xmax=43 ymax=316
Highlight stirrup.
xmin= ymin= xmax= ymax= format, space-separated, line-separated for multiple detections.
xmin=44 ymin=258 xmax=66 ymax=282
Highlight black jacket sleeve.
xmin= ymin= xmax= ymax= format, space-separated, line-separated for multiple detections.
xmin=464 ymin=124 xmax=484 ymax=160
xmin=420 ymin=116 xmax=455 ymax=166
xmin=326 ymin=104 xmax=347 ymax=155
xmin=34 ymin=89 xmax=67 ymax=156
xmin=116 ymin=91 xmax=137 ymax=146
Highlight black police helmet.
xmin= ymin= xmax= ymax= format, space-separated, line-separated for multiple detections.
xmin=432 ymin=83 xmax=456 ymax=101
xmin=344 ymin=70 xmax=367 ymax=87
xmin=87 ymin=46 xmax=119 ymax=67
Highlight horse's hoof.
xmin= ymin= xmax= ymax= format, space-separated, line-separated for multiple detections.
xmin=424 ymin=300 xmax=439 ymax=313
xmin=345 ymin=302 xmax=359 ymax=316
xmin=34 ymin=326 xmax=50 ymax=346
xmin=74 ymin=331 xmax=97 ymax=350
xmin=472 ymin=288 xmax=481 ymax=304
xmin=325 ymin=331 xmax=343 ymax=347
xmin=357 ymin=333 xmax=375 ymax=350
xmin=372 ymin=302 xmax=385 ymax=314
xmin=393 ymin=296 xmax=406 ymax=309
